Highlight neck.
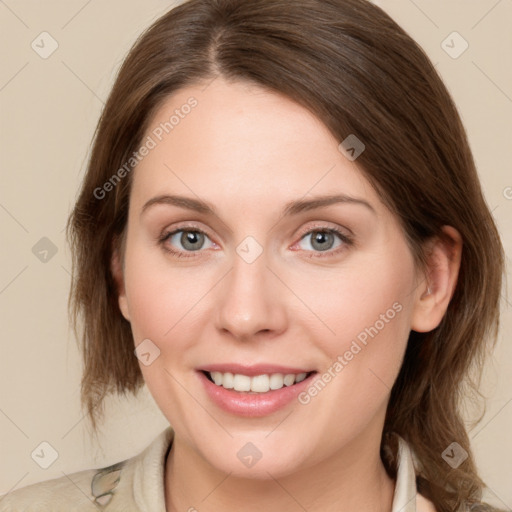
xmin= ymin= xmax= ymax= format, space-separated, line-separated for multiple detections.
xmin=164 ymin=425 xmax=395 ymax=512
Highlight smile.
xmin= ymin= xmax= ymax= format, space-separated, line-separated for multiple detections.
xmin=197 ymin=364 xmax=318 ymax=417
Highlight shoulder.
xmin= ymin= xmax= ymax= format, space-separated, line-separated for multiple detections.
xmin=0 ymin=427 xmax=173 ymax=512
xmin=0 ymin=460 xmax=130 ymax=512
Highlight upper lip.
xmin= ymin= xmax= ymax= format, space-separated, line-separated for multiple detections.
xmin=199 ymin=364 xmax=315 ymax=376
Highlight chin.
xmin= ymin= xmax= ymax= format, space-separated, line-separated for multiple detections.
xmin=193 ymin=433 xmax=310 ymax=480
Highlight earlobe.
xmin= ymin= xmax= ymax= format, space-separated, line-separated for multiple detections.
xmin=110 ymin=243 xmax=130 ymax=322
xmin=411 ymin=226 xmax=462 ymax=333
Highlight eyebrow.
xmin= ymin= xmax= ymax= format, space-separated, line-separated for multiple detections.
xmin=140 ymin=193 xmax=376 ymax=217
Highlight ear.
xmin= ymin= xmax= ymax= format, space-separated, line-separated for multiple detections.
xmin=411 ymin=226 xmax=462 ymax=333
xmin=111 ymin=240 xmax=130 ymax=322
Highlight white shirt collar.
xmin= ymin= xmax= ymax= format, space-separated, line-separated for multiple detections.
xmin=392 ymin=435 xmax=418 ymax=511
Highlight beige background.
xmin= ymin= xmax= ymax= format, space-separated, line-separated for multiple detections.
xmin=1 ymin=0 xmax=511 ymax=507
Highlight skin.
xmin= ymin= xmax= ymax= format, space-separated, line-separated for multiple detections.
xmin=112 ymin=77 xmax=461 ymax=512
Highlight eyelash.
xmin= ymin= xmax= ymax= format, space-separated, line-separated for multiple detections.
xmin=157 ymin=224 xmax=354 ymax=259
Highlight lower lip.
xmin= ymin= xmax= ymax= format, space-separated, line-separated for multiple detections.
xmin=197 ymin=371 xmax=316 ymax=417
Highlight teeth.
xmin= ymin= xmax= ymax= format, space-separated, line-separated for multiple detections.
xmin=207 ymin=371 xmax=310 ymax=393
xmin=222 ymin=372 xmax=234 ymax=389
xmin=233 ymin=374 xmax=251 ymax=392
xmin=283 ymin=374 xmax=295 ymax=386
xmin=211 ymin=371 xmax=223 ymax=386
xmin=269 ymin=373 xmax=284 ymax=390
xmin=250 ymin=374 xmax=269 ymax=392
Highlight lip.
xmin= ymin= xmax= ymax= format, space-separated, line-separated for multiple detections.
xmin=197 ymin=367 xmax=317 ymax=417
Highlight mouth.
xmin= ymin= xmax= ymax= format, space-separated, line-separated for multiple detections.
xmin=196 ymin=365 xmax=318 ymax=417
xmin=201 ymin=370 xmax=316 ymax=393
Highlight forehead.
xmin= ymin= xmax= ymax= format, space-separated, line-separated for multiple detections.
xmin=131 ymin=77 xmax=380 ymax=212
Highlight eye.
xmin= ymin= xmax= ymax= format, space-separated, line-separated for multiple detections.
xmin=159 ymin=228 xmax=215 ymax=256
xmin=295 ymin=227 xmax=352 ymax=255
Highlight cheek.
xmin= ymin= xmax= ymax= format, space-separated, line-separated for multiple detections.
xmin=295 ymin=244 xmax=416 ymax=403
xmin=295 ymin=249 xmax=414 ymax=353
xmin=121 ymin=240 xmax=206 ymax=423
xmin=122 ymin=232 xmax=205 ymax=342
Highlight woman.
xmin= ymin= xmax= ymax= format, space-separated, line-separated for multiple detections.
xmin=0 ymin=0 xmax=505 ymax=511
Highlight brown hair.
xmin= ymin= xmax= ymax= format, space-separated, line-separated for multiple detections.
xmin=66 ymin=0 xmax=505 ymax=510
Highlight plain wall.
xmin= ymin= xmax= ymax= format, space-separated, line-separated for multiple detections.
xmin=1 ymin=0 xmax=511 ymax=507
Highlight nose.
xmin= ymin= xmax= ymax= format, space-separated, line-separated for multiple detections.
xmin=214 ymin=251 xmax=288 ymax=341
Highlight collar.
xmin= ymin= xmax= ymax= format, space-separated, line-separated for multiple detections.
xmin=392 ymin=435 xmax=418 ymax=511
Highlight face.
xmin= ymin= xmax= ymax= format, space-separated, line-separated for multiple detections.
xmin=115 ymin=77 xmax=425 ymax=478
